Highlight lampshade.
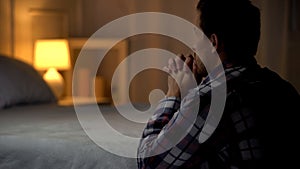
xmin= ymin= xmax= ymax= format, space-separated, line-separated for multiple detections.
xmin=34 ymin=39 xmax=70 ymax=70
xmin=34 ymin=39 xmax=71 ymax=99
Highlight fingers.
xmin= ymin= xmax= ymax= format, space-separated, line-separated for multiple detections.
xmin=168 ymin=57 xmax=177 ymax=72
xmin=165 ymin=54 xmax=199 ymax=97
xmin=166 ymin=54 xmax=186 ymax=73
xmin=175 ymin=56 xmax=184 ymax=70
xmin=193 ymin=61 xmax=198 ymax=75
xmin=179 ymin=54 xmax=186 ymax=62
xmin=165 ymin=54 xmax=199 ymax=78
xmin=163 ymin=66 xmax=171 ymax=74
xmin=183 ymin=54 xmax=194 ymax=73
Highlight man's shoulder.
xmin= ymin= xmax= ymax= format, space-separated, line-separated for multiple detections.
xmin=237 ymin=66 xmax=298 ymax=94
xmin=254 ymin=67 xmax=298 ymax=96
xmin=226 ymin=66 xmax=299 ymax=108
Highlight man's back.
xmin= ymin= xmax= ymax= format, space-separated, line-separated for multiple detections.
xmin=202 ymin=65 xmax=300 ymax=169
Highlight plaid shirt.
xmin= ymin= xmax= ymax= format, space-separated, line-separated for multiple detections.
xmin=137 ymin=64 xmax=270 ymax=169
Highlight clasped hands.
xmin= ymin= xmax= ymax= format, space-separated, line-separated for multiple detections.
xmin=164 ymin=54 xmax=201 ymax=98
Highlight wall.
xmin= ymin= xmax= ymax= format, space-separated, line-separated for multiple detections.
xmin=287 ymin=0 xmax=300 ymax=93
xmin=13 ymin=0 xmax=81 ymax=64
xmin=80 ymin=0 xmax=198 ymax=103
xmin=80 ymin=0 xmax=300 ymax=102
xmin=0 ymin=0 xmax=299 ymax=102
xmin=253 ymin=0 xmax=300 ymax=93
xmin=0 ymin=0 xmax=13 ymax=56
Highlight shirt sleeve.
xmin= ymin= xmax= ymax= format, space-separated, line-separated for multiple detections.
xmin=137 ymin=91 xmax=209 ymax=169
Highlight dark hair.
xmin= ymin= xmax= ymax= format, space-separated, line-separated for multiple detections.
xmin=197 ymin=0 xmax=261 ymax=63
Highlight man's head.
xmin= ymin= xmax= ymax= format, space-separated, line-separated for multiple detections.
xmin=197 ymin=0 xmax=261 ymax=65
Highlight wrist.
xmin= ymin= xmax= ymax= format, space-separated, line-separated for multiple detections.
xmin=166 ymin=89 xmax=180 ymax=98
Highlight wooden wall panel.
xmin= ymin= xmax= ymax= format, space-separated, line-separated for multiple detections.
xmin=0 ymin=0 xmax=13 ymax=57
xmin=13 ymin=0 xmax=79 ymax=64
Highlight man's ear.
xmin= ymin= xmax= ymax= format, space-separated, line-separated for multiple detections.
xmin=210 ymin=33 xmax=226 ymax=59
xmin=210 ymin=33 xmax=218 ymax=48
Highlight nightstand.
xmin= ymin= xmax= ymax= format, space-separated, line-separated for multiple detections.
xmin=58 ymin=96 xmax=111 ymax=106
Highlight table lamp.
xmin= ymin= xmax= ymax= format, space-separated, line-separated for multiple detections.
xmin=34 ymin=39 xmax=71 ymax=99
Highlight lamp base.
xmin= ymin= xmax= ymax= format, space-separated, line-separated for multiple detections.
xmin=43 ymin=68 xmax=64 ymax=99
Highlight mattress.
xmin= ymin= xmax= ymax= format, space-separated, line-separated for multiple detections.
xmin=0 ymin=103 xmax=146 ymax=169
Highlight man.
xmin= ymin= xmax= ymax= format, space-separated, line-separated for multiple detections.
xmin=137 ymin=0 xmax=300 ymax=168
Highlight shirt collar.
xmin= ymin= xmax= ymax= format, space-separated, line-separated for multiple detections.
xmin=200 ymin=62 xmax=248 ymax=87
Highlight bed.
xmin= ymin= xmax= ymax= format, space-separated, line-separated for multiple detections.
xmin=0 ymin=55 xmax=141 ymax=169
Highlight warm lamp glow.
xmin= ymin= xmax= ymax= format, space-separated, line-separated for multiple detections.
xmin=34 ymin=39 xmax=70 ymax=70
xmin=43 ymin=68 xmax=64 ymax=98
xmin=34 ymin=39 xmax=71 ymax=99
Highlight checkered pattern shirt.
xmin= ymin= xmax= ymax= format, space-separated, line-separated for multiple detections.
xmin=137 ymin=65 xmax=267 ymax=169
